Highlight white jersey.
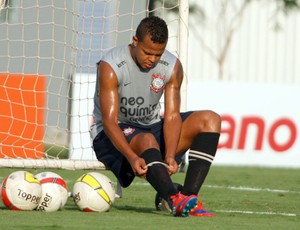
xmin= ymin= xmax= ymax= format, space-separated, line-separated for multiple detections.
xmin=92 ymin=44 xmax=177 ymax=135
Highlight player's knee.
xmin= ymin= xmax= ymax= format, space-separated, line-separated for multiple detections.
xmin=202 ymin=110 xmax=221 ymax=132
xmin=139 ymin=132 xmax=156 ymax=142
xmin=133 ymin=133 xmax=159 ymax=151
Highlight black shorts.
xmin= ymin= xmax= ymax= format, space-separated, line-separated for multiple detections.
xmin=93 ymin=111 xmax=193 ymax=188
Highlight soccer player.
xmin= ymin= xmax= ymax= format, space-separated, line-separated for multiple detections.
xmin=91 ymin=16 xmax=221 ymax=217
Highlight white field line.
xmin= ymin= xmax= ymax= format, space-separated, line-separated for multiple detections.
xmin=131 ymin=182 xmax=300 ymax=194
xmin=216 ymin=210 xmax=297 ymax=217
xmin=205 ymin=185 xmax=300 ymax=194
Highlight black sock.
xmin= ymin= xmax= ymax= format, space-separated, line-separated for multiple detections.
xmin=140 ymin=148 xmax=177 ymax=200
xmin=182 ymin=132 xmax=220 ymax=196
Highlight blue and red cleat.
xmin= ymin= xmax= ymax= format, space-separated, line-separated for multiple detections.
xmin=156 ymin=190 xmax=215 ymax=217
xmin=189 ymin=199 xmax=215 ymax=217
xmin=170 ymin=193 xmax=198 ymax=217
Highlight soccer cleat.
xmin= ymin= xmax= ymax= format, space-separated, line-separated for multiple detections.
xmin=170 ymin=193 xmax=198 ymax=217
xmin=189 ymin=199 xmax=215 ymax=217
xmin=155 ymin=194 xmax=172 ymax=212
xmin=155 ymin=183 xmax=183 ymax=212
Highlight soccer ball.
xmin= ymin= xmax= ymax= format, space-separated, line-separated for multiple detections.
xmin=35 ymin=171 xmax=69 ymax=212
xmin=72 ymin=172 xmax=116 ymax=212
xmin=1 ymin=170 xmax=42 ymax=210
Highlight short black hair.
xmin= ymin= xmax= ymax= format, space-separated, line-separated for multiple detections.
xmin=135 ymin=16 xmax=168 ymax=44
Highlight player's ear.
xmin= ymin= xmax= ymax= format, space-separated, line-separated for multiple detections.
xmin=132 ymin=36 xmax=138 ymax=47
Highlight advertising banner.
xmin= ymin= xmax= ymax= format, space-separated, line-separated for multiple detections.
xmin=187 ymin=81 xmax=300 ymax=168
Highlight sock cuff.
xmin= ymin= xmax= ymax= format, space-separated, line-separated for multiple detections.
xmin=140 ymin=148 xmax=163 ymax=165
xmin=188 ymin=151 xmax=214 ymax=165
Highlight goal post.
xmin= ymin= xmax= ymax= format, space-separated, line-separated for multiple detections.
xmin=0 ymin=0 xmax=189 ymax=170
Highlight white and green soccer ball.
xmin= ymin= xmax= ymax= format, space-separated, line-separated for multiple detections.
xmin=72 ymin=172 xmax=116 ymax=212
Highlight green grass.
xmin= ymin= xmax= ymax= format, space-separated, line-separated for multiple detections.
xmin=44 ymin=143 xmax=68 ymax=159
xmin=0 ymin=166 xmax=299 ymax=230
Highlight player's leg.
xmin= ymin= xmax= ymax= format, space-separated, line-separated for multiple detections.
xmin=130 ymin=132 xmax=176 ymax=199
xmin=176 ymin=110 xmax=221 ymax=216
xmin=129 ymin=130 xmax=197 ymax=217
xmin=177 ymin=110 xmax=220 ymax=194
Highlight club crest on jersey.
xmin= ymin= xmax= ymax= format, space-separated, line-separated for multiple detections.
xmin=150 ymin=73 xmax=165 ymax=93
xmin=122 ymin=127 xmax=135 ymax=136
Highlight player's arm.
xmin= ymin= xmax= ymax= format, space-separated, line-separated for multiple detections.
xmin=163 ymin=59 xmax=183 ymax=174
xmin=98 ymin=61 xmax=147 ymax=176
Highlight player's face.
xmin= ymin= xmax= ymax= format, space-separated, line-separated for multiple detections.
xmin=133 ymin=34 xmax=167 ymax=70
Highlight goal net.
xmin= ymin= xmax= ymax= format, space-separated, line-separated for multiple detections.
xmin=0 ymin=0 xmax=189 ymax=170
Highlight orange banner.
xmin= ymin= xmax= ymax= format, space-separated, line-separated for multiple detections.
xmin=0 ymin=74 xmax=45 ymax=158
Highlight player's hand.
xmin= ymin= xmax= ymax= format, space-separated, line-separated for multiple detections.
xmin=164 ymin=156 xmax=178 ymax=175
xmin=129 ymin=156 xmax=148 ymax=178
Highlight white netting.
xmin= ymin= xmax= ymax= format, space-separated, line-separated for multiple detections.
xmin=0 ymin=0 xmax=188 ymax=169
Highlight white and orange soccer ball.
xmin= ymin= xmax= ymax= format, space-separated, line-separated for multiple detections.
xmin=35 ymin=171 xmax=69 ymax=212
xmin=1 ymin=170 xmax=42 ymax=210
xmin=72 ymin=172 xmax=116 ymax=212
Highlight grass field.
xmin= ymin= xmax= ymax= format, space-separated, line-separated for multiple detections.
xmin=0 ymin=166 xmax=299 ymax=230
